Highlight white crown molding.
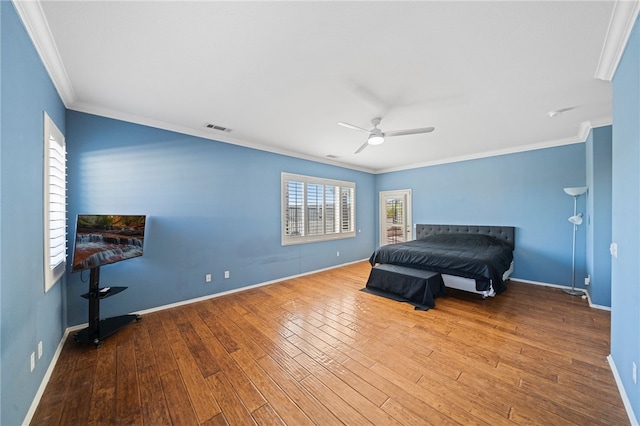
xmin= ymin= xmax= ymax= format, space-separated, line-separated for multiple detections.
xmin=375 ymin=118 xmax=612 ymax=174
xmin=12 ymin=0 xmax=75 ymax=106
xmin=74 ymin=98 xmax=611 ymax=176
xmin=69 ymin=102 xmax=377 ymax=174
xmin=595 ymin=0 xmax=640 ymax=81
xmin=11 ymin=0 xmax=617 ymax=176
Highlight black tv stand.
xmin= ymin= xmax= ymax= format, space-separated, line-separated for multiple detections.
xmin=73 ymin=266 xmax=140 ymax=347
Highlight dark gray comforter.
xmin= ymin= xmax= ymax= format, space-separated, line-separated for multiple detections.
xmin=368 ymin=233 xmax=514 ymax=293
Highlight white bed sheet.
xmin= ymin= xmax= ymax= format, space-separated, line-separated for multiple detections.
xmin=442 ymin=261 xmax=514 ymax=298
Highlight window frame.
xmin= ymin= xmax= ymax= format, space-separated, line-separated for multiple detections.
xmin=281 ymin=172 xmax=356 ymax=246
xmin=43 ymin=112 xmax=66 ymax=292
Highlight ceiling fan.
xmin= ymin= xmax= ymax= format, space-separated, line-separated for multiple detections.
xmin=338 ymin=117 xmax=435 ymax=154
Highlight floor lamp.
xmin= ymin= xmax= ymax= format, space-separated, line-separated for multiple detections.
xmin=563 ymin=186 xmax=588 ymax=296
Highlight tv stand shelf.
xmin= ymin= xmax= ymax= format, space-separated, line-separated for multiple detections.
xmin=73 ymin=267 xmax=140 ymax=348
xmin=73 ymin=315 xmax=140 ymax=346
xmin=80 ymin=286 xmax=127 ymax=300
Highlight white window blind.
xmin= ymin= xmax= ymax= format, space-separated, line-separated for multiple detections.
xmin=341 ymin=186 xmax=354 ymax=232
xmin=44 ymin=112 xmax=66 ymax=292
xmin=282 ymin=173 xmax=356 ymax=245
xmin=284 ymin=180 xmax=304 ymax=237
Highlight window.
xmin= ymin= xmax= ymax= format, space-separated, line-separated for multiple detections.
xmin=282 ymin=172 xmax=355 ymax=245
xmin=44 ymin=112 xmax=66 ymax=292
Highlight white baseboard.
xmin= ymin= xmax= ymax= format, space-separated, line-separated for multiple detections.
xmin=22 ymin=327 xmax=73 ymax=425
xmin=582 ymin=290 xmax=612 ymax=311
xmin=510 ymin=277 xmax=610 ymax=311
xmin=133 ymin=258 xmax=369 ymax=317
xmin=607 ymin=354 xmax=639 ymax=426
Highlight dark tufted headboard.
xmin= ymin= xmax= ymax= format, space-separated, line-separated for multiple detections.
xmin=415 ymin=224 xmax=515 ymax=249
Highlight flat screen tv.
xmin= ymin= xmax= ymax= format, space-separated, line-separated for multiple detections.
xmin=71 ymin=215 xmax=146 ymax=272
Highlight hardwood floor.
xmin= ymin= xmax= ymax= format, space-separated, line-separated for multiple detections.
xmin=31 ymin=261 xmax=628 ymax=425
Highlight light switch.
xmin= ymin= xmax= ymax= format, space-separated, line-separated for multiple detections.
xmin=610 ymin=242 xmax=618 ymax=258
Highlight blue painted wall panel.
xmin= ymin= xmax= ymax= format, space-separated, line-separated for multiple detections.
xmin=65 ymin=111 xmax=375 ymax=325
xmin=585 ymin=126 xmax=612 ymax=307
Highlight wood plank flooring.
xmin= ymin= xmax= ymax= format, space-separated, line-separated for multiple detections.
xmin=31 ymin=261 xmax=629 ymax=425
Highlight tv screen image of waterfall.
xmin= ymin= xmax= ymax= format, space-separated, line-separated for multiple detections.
xmin=72 ymin=215 xmax=146 ymax=272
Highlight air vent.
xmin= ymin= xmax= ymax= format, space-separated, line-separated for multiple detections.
xmin=205 ymin=123 xmax=232 ymax=132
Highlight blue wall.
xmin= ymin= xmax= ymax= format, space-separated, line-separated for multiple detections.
xmin=375 ymin=144 xmax=589 ymax=287
xmin=0 ymin=3 xmax=67 ymax=425
xmin=586 ymin=126 xmax=612 ymax=307
xmin=65 ymin=111 xmax=376 ymax=325
xmin=611 ymin=13 xmax=640 ymax=422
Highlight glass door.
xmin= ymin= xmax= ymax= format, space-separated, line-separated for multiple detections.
xmin=379 ymin=189 xmax=412 ymax=246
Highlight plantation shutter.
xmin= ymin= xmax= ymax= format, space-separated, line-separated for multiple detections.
xmin=282 ymin=173 xmax=356 ymax=245
xmin=284 ymin=180 xmax=304 ymax=237
xmin=307 ymin=183 xmax=323 ymax=235
xmin=44 ymin=113 xmax=66 ymax=292
xmin=340 ymin=186 xmax=354 ymax=232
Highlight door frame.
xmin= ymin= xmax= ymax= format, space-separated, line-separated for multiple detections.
xmin=379 ymin=189 xmax=413 ymax=246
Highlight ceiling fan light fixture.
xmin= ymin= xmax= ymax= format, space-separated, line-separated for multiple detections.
xmin=341 ymin=117 xmax=434 ymax=154
xmin=368 ymin=134 xmax=384 ymax=145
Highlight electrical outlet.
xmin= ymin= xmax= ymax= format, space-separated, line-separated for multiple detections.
xmin=30 ymin=352 xmax=35 ymax=372
xmin=633 ymin=362 xmax=637 ymax=384
xmin=205 ymin=274 xmax=212 ymax=283
xmin=224 ymin=271 xmax=230 ymax=279
xmin=584 ymin=275 xmax=591 ymax=286
xmin=337 ymin=251 xmax=340 ymax=257
xmin=38 ymin=341 xmax=43 ymax=359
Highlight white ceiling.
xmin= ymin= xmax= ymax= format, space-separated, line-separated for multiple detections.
xmin=18 ymin=1 xmax=628 ymax=173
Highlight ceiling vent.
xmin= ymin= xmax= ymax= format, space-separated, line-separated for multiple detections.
xmin=205 ymin=123 xmax=232 ymax=132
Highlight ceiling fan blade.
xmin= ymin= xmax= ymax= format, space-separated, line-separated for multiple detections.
xmin=384 ymin=127 xmax=435 ymax=137
xmin=339 ymin=122 xmax=372 ymax=134
xmin=354 ymin=139 xmax=370 ymax=154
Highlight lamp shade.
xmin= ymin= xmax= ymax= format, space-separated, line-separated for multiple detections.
xmin=568 ymin=214 xmax=583 ymax=225
xmin=564 ymin=186 xmax=588 ymax=196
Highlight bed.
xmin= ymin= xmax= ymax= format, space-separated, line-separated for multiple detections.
xmin=368 ymin=224 xmax=515 ymax=298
